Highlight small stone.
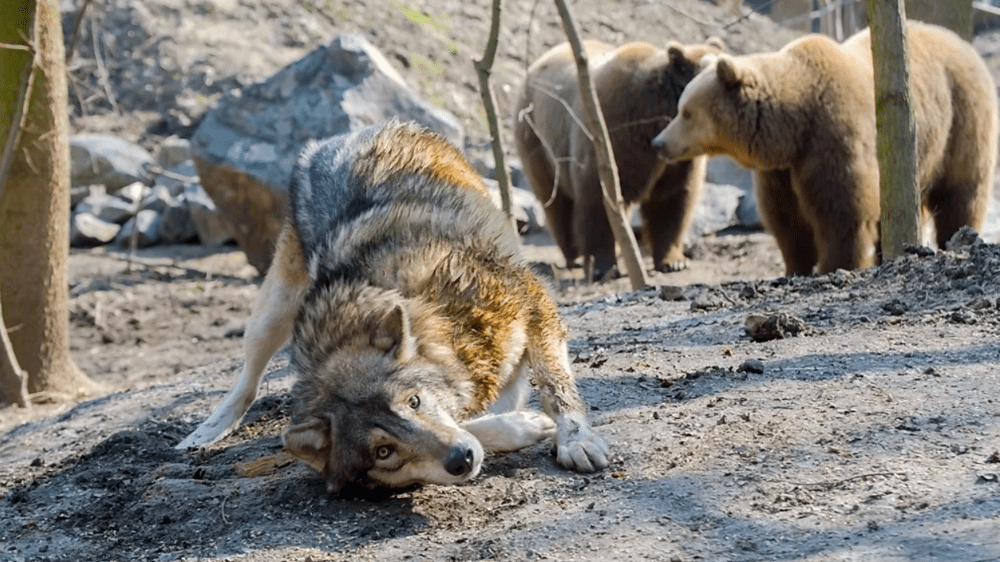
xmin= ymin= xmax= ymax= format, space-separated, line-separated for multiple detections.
xmin=745 ymin=312 xmax=805 ymax=342
xmin=738 ymin=358 xmax=765 ymax=374
xmin=659 ymin=285 xmax=685 ymax=301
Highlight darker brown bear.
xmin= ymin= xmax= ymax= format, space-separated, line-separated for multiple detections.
xmin=513 ymin=38 xmax=725 ymax=277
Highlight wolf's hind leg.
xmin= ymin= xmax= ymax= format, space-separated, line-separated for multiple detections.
xmin=176 ymin=225 xmax=308 ymax=449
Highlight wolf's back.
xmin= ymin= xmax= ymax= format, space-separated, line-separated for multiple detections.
xmin=288 ymin=121 xmax=518 ymax=281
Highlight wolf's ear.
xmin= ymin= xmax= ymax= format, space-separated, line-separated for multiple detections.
xmin=283 ymin=416 xmax=333 ymax=473
xmin=371 ymin=303 xmax=417 ymax=362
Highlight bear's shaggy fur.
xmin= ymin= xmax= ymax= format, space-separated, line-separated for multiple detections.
xmin=653 ymin=22 xmax=998 ymax=275
xmin=513 ymin=38 xmax=725 ymax=276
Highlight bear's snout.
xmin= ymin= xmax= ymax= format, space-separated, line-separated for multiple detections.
xmin=651 ymin=129 xmax=677 ymax=161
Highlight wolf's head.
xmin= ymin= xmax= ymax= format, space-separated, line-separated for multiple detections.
xmin=283 ymin=286 xmax=484 ymax=493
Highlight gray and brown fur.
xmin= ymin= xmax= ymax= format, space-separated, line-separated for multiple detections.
xmin=513 ymin=38 xmax=725 ymax=277
xmin=176 ymin=121 xmax=608 ymax=492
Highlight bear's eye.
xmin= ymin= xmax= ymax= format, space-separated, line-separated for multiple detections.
xmin=682 ymin=109 xmax=692 ymax=120
xmin=376 ymin=445 xmax=394 ymax=460
xmin=408 ymin=395 xmax=420 ymax=409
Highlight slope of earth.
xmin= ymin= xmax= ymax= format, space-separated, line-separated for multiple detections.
xmin=62 ymin=0 xmax=798 ymax=150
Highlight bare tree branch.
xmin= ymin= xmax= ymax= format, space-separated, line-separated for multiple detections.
xmin=552 ymin=0 xmax=649 ymax=289
xmin=473 ymin=0 xmax=515 ymax=230
xmin=0 ymin=288 xmax=30 ymax=408
xmin=64 ymin=0 xmax=93 ymax=62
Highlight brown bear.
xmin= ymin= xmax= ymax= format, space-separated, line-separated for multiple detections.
xmin=513 ymin=38 xmax=725 ymax=277
xmin=652 ymin=22 xmax=998 ymax=275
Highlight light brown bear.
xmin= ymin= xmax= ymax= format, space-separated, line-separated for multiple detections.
xmin=513 ymin=38 xmax=725 ymax=277
xmin=652 ymin=22 xmax=998 ymax=276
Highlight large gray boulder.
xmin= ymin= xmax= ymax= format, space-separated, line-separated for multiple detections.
xmin=707 ymin=155 xmax=760 ymax=228
xmin=688 ymin=183 xmax=743 ymax=241
xmin=184 ymin=183 xmax=236 ymax=247
xmin=70 ymin=134 xmax=154 ymax=192
xmin=191 ymin=34 xmax=464 ymax=274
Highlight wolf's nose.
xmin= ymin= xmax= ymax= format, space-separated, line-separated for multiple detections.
xmin=444 ymin=445 xmax=474 ymax=476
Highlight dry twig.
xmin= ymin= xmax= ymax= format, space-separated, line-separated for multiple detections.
xmin=551 ymin=0 xmax=648 ymax=289
xmin=473 ymin=0 xmax=515 ymax=230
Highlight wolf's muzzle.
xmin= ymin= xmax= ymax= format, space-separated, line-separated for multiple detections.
xmin=444 ymin=445 xmax=475 ymax=476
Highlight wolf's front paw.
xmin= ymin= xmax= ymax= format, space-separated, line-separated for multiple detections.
xmin=515 ymin=410 xmax=557 ymax=445
xmin=462 ymin=410 xmax=556 ymax=453
xmin=553 ymin=413 xmax=609 ymax=473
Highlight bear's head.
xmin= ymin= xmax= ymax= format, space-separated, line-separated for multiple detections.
xmin=652 ymin=53 xmax=758 ymax=166
xmin=665 ymin=37 xmax=726 ymax=79
xmin=658 ymin=37 xmax=727 ymax=111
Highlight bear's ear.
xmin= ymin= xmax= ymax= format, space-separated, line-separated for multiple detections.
xmin=716 ymin=55 xmax=746 ymax=89
xmin=706 ymin=36 xmax=727 ymax=52
xmin=666 ymin=41 xmax=686 ymax=65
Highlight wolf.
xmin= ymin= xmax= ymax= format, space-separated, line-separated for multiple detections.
xmin=175 ymin=120 xmax=609 ymax=492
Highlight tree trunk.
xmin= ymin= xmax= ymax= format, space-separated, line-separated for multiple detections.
xmin=906 ymin=0 xmax=972 ymax=40
xmin=868 ymin=0 xmax=920 ymax=261
xmin=0 ymin=0 xmax=97 ymax=404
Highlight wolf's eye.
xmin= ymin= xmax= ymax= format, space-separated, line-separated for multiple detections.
xmin=376 ymin=445 xmax=394 ymax=460
xmin=408 ymin=395 xmax=420 ymax=410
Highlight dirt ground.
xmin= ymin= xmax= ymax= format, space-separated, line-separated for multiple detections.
xmin=2 ymin=0 xmax=1000 ymax=561
xmin=2 ymin=230 xmax=999 ymax=562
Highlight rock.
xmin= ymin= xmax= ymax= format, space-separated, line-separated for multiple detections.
xmin=116 ymin=181 xmax=149 ymax=207
xmin=160 ymin=200 xmax=199 ymax=245
xmin=736 ymin=190 xmax=761 ymax=229
xmin=141 ymin=185 xmax=173 ymax=214
xmin=881 ymin=299 xmax=908 ymax=316
xmin=70 ymin=213 xmax=121 ymax=247
xmin=706 ymin=155 xmax=753 ymax=192
xmin=70 ymin=134 xmax=154 ymax=191
xmin=469 ymin=150 xmax=528 ymax=192
xmin=191 ymin=34 xmax=463 ymax=274
xmin=687 ymin=182 xmax=743 ymax=241
xmin=707 ymin=156 xmax=760 ymax=228
xmin=628 ymin=181 xmax=744 ymax=244
xmin=155 ymin=161 xmax=198 ymax=197
xmin=156 ymin=136 xmax=193 ymax=169
xmin=738 ymin=358 xmax=765 ymax=374
xmin=115 ymin=209 xmax=162 ymax=248
xmin=744 ymin=312 xmax=805 ymax=342
xmin=945 ymin=226 xmax=982 ymax=252
xmin=658 ymin=285 xmax=685 ymax=301
xmin=71 ymin=185 xmax=97 ymax=210
xmin=184 ymin=183 xmax=236 ymax=246
xmin=481 ymin=178 xmax=545 ymax=234
xmin=75 ymin=190 xmax=136 ymax=225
